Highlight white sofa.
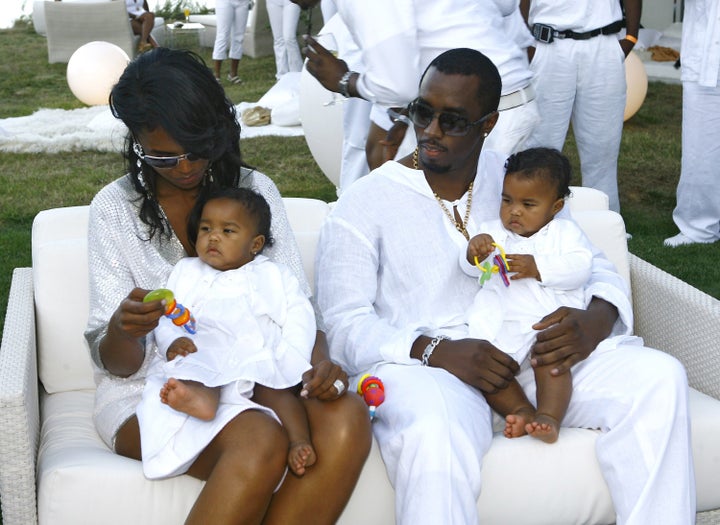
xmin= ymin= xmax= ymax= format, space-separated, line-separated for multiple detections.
xmin=2 ymin=191 xmax=720 ymax=525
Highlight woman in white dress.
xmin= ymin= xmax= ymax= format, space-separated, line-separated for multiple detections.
xmin=85 ymin=47 xmax=371 ymax=525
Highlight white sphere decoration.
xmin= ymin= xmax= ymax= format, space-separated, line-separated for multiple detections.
xmin=67 ymin=41 xmax=130 ymax=106
xmin=624 ymin=50 xmax=648 ymax=121
xmin=298 ymin=65 xmax=344 ymax=187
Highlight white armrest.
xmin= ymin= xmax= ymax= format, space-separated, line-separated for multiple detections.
xmin=0 ymin=268 xmax=40 ymax=525
xmin=630 ymin=254 xmax=720 ymax=401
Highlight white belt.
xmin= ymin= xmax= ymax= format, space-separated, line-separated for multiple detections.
xmin=498 ymin=85 xmax=535 ymax=111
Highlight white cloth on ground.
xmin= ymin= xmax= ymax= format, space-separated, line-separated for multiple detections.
xmin=137 ymin=256 xmax=314 ymax=479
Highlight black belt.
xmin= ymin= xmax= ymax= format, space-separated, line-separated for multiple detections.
xmin=532 ymin=20 xmax=623 ymax=44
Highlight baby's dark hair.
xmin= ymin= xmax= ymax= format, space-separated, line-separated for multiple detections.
xmin=504 ymin=147 xmax=572 ymax=200
xmin=187 ymin=187 xmax=274 ymax=251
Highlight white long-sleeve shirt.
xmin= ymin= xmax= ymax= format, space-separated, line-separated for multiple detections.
xmin=316 ymin=150 xmax=632 ymax=376
xmin=681 ymin=0 xmax=720 ymax=87
xmin=332 ymin=0 xmax=533 ymax=106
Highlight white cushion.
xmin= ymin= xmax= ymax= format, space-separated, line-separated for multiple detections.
xmin=573 ymin=210 xmax=631 ymax=286
xmin=32 ymin=206 xmax=93 ymax=393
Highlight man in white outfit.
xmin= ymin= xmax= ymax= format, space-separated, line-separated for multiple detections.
xmin=316 ymin=48 xmax=695 ymax=525
xmin=664 ymin=0 xmax=720 ymax=247
xmin=293 ymin=0 xmax=538 ymax=175
xmin=520 ymin=0 xmax=641 ymax=213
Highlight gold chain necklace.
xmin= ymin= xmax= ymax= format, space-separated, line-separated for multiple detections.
xmin=413 ymin=147 xmax=473 ymax=240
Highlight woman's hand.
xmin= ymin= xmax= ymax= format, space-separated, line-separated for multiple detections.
xmin=300 ymin=330 xmax=349 ymax=401
xmin=111 ymin=288 xmax=165 ymax=339
xmin=531 ymin=298 xmax=619 ymax=375
xmin=431 ymin=338 xmax=520 ymax=394
xmin=99 ymin=287 xmax=165 ymax=377
xmin=301 ymin=360 xmax=349 ymax=401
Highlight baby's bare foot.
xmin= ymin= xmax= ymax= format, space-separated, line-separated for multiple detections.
xmin=526 ymin=413 xmax=560 ymax=444
xmin=288 ymin=440 xmax=317 ymax=477
xmin=160 ymin=378 xmax=219 ymax=421
xmin=504 ymin=407 xmax=535 ymax=438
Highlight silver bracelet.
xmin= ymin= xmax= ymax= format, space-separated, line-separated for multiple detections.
xmin=421 ymin=335 xmax=449 ymax=366
xmin=338 ymin=70 xmax=354 ymax=98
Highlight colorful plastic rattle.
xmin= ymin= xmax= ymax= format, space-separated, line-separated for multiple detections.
xmin=473 ymin=242 xmax=510 ymax=288
xmin=143 ymin=288 xmax=197 ymax=334
xmin=357 ymin=374 xmax=385 ymax=420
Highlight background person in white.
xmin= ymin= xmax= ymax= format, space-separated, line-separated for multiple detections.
xmin=266 ymin=0 xmax=304 ymax=79
xmin=212 ymin=0 xmax=250 ymax=83
xmin=664 ymin=0 xmax=720 ymax=247
xmin=293 ymin=0 xmax=538 ymax=173
xmin=520 ymin=0 xmax=641 ymax=214
xmin=316 ymin=48 xmax=695 ymax=525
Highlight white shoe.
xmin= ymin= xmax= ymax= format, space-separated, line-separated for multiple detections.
xmin=664 ymin=232 xmax=699 ymax=247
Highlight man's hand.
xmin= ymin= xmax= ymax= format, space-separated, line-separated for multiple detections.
xmin=431 ymin=338 xmax=519 ymax=394
xmin=303 ymin=35 xmax=348 ymax=93
xmin=506 ymin=254 xmax=540 ymax=281
xmin=166 ymin=337 xmax=197 ymax=361
xmin=379 ymin=119 xmax=409 ymax=163
xmin=531 ymin=299 xmax=618 ymax=375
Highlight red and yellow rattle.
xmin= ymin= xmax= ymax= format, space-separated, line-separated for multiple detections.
xmin=357 ymin=374 xmax=385 ymax=420
xmin=143 ymin=288 xmax=197 ymax=335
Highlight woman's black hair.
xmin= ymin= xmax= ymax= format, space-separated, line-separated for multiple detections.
xmin=109 ymin=47 xmax=253 ymax=239
xmin=187 ymin=186 xmax=275 ymax=252
xmin=504 ymin=147 xmax=572 ymax=199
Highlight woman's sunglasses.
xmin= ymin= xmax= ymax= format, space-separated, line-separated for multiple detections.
xmin=407 ymin=99 xmax=496 ymax=136
xmin=132 ymin=141 xmax=203 ymax=169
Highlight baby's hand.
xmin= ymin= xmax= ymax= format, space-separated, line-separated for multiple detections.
xmin=288 ymin=440 xmax=317 ymax=477
xmin=467 ymin=233 xmax=495 ymax=264
xmin=507 ymin=254 xmax=540 ymax=281
xmin=166 ymin=337 xmax=197 ymax=361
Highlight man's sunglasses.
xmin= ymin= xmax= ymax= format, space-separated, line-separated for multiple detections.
xmin=132 ymin=141 xmax=203 ymax=169
xmin=407 ymin=99 xmax=496 ymax=136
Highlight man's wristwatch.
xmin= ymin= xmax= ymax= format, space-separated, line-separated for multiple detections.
xmin=338 ymin=70 xmax=354 ymax=98
xmin=421 ymin=335 xmax=449 ymax=366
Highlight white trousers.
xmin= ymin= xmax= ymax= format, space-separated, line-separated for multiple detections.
xmin=526 ymin=36 xmax=626 ymax=213
xmin=212 ymin=0 xmax=250 ymax=61
xmin=672 ymin=79 xmax=720 ymax=242
xmin=266 ymin=0 xmax=303 ymax=79
xmin=371 ymin=342 xmax=695 ymax=525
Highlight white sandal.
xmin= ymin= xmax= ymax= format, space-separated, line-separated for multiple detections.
xmin=226 ymin=74 xmax=242 ymax=84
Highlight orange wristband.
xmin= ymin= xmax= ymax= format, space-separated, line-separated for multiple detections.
xmin=624 ymin=34 xmax=638 ymax=44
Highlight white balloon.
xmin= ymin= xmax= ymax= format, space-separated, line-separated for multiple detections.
xmin=67 ymin=41 xmax=130 ymax=106
xmin=624 ymin=50 xmax=648 ymax=121
xmin=298 ymin=64 xmax=344 ymax=188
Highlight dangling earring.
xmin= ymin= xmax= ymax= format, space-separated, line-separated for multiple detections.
xmin=203 ymin=165 xmax=215 ymax=186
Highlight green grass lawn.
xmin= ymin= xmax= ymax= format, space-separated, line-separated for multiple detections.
xmin=1 ymin=21 xmax=719 ymax=340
